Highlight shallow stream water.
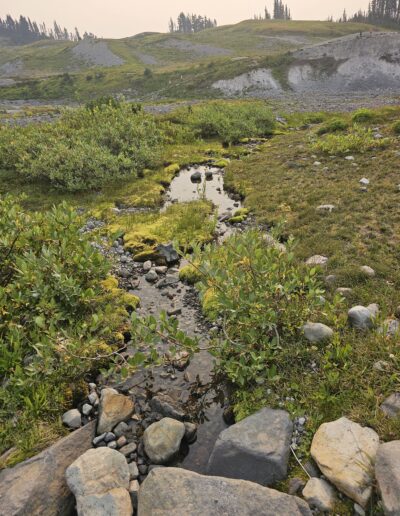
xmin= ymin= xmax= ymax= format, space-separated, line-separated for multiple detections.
xmin=111 ymin=165 xmax=243 ymax=473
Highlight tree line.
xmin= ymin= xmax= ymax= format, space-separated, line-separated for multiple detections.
xmin=253 ymin=2 xmax=292 ymax=21
xmin=168 ymin=13 xmax=217 ymax=34
xmin=0 ymin=14 xmax=95 ymax=45
xmin=349 ymin=0 xmax=400 ymax=27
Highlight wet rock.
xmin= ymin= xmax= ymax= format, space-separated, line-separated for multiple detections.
xmin=375 ymin=440 xmax=400 ymax=516
xmin=156 ymin=243 xmax=180 ymax=265
xmin=302 ymin=478 xmax=336 ymax=512
xmin=97 ymin=388 xmax=135 ymax=434
xmin=360 ymin=265 xmax=375 ymax=277
xmin=137 ymin=468 xmax=311 ymax=515
xmin=190 ymin=171 xmax=201 ymax=182
xmin=306 ymin=255 xmax=328 ymax=267
xmin=145 ymin=270 xmax=158 ymax=283
xmin=149 ymin=394 xmax=185 ymax=420
xmin=381 ymin=393 xmax=400 ymax=418
xmin=205 ymin=170 xmax=213 ymax=180
xmin=143 ymin=418 xmax=185 ymax=464
xmin=207 ymin=407 xmax=292 ymax=486
xmin=311 ymin=417 xmax=379 ymax=507
xmin=348 ymin=305 xmax=376 ymax=330
xmin=303 ymin=322 xmax=333 ymax=343
xmin=62 ymin=409 xmax=82 ymax=429
xmin=0 ymin=421 xmax=95 ymax=516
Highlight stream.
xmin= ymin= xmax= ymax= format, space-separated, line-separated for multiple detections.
xmin=109 ymin=165 xmax=243 ymax=473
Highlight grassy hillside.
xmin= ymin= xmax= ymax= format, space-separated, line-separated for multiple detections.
xmin=0 ymin=20 xmax=385 ymax=101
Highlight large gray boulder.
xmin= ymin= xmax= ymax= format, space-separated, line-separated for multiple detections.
xmin=375 ymin=441 xmax=400 ymax=516
xmin=0 ymin=421 xmax=95 ymax=516
xmin=66 ymin=448 xmax=131 ymax=516
xmin=143 ymin=417 xmax=185 ymax=464
xmin=311 ymin=417 xmax=379 ymax=508
xmin=138 ymin=468 xmax=311 ymax=516
xmin=207 ymin=408 xmax=292 ymax=486
xmin=97 ymin=388 xmax=135 ymax=434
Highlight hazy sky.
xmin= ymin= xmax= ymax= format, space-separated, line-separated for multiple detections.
xmin=2 ymin=1 xmax=370 ymax=39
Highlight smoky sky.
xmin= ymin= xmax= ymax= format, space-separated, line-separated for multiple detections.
xmin=2 ymin=1 xmax=370 ymax=39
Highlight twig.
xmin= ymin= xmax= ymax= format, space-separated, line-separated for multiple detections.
xmin=290 ymin=446 xmax=311 ymax=479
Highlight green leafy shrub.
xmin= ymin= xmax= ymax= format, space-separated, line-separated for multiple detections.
xmin=0 ymin=103 xmax=165 ymax=191
xmin=0 ymin=196 xmax=131 ymax=459
xmin=179 ymin=264 xmax=202 ymax=284
xmin=352 ymin=108 xmax=375 ymax=124
xmin=192 ymin=229 xmax=330 ymax=387
xmin=170 ymin=102 xmax=275 ymax=145
xmin=392 ymin=120 xmax=400 ymax=135
xmin=311 ymin=125 xmax=391 ymax=155
xmin=317 ymin=118 xmax=348 ymax=136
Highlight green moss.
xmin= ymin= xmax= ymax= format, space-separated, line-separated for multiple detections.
xmin=214 ymin=159 xmax=230 ymax=168
xmin=201 ymin=288 xmax=219 ymax=319
xmin=179 ymin=264 xmax=202 ymax=285
xmin=120 ymin=292 xmax=140 ymax=309
xmin=132 ymin=249 xmax=161 ymax=262
xmin=164 ymin=163 xmax=180 ymax=174
xmin=228 ymin=215 xmax=246 ymax=224
xmin=233 ymin=208 xmax=249 ymax=218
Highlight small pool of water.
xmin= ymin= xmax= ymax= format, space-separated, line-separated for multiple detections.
xmin=164 ymin=166 xmax=241 ymax=214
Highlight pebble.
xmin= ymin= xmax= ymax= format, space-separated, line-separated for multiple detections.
xmin=117 ymin=435 xmax=128 ymax=448
xmin=107 ymin=441 xmax=117 ymax=449
xmin=88 ymin=392 xmax=99 ymax=405
xmin=143 ymin=261 xmax=152 ymax=272
xmin=145 ymin=270 xmax=158 ymax=283
xmin=104 ymin=432 xmax=116 ymax=443
xmin=93 ymin=433 xmax=107 ymax=446
xmin=81 ymin=403 xmax=93 ymax=416
xmin=119 ymin=442 xmax=137 ymax=456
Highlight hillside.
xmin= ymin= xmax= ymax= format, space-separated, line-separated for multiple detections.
xmin=0 ymin=20 xmax=387 ymax=101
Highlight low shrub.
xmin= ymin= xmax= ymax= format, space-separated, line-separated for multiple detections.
xmin=192 ymin=229 xmax=331 ymax=387
xmin=311 ymin=125 xmax=391 ymax=155
xmin=170 ymin=101 xmax=275 ymax=145
xmin=392 ymin=120 xmax=400 ymax=135
xmin=352 ymin=108 xmax=375 ymax=124
xmin=317 ymin=118 xmax=348 ymax=136
xmin=0 ymin=196 xmax=132 ymax=459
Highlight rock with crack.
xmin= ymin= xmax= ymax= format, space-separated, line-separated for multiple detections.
xmin=0 ymin=422 xmax=95 ymax=516
xmin=303 ymin=322 xmax=333 ymax=343
xmin=302 ymin=478 xmax=336 ymax=512
xmin=137 ymin=467 xmax=311 ymax=516
xmin=66 ymin=447 xmax=131 ymax=516
xmin=311 ymin=417 xmax=379 ymax=507
xmin=375 ymin=440 xmax=400 ymax=516
xmin=207 ymin=407 xmax=292 ymax=486
xmin=97 ymin=388 xmax=135 ymax=434
xmin=149 ymin=394 xmax=185 ymax=421
xmin=143 ymin=417 xmax=185 ymax=464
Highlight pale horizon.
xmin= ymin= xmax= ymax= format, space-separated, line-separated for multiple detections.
xmin=1 ymin=1 xmax=370 ymax=39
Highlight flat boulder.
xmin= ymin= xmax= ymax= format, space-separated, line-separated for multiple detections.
xmin=97 ymin=388 xmax=135 ymax=434
xmin=311 ymin=417 xmax=379 ymax=507
xmin=143 ymin=417 xmax=185 ymax=464
xmin=137 ymin=468 xmax=311 ymax=516
xmin=66 ymin=448 xmax=131 ymax=516
xmin=375 ymin=441 xmax=400 ymax=516
xmin=207 ymin=407 xmax=292 ymax=486
xmin=65 ymin=447 xmax=129 ymax=497
xmin=0 ymin=421 xmax=95 ymax=516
